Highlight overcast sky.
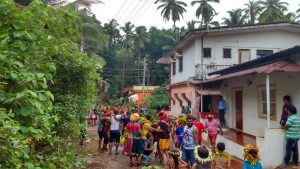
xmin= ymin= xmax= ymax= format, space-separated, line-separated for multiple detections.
xmin=91 ymin=0 xmax=299 ymax=29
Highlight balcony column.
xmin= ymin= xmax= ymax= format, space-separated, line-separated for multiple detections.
xmin=266 ymin=74 xmax=271 ymax=128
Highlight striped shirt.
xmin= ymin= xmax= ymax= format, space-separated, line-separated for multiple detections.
xmin=285 ymin=114 xmax=300 ymax=139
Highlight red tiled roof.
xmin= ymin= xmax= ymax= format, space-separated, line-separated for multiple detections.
xmin=201 ymin=60 xmax=300 ymax=84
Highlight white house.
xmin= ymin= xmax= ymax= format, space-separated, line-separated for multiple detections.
xmin=157 ymin=22 xmax=300 ymax=117
xmin=200 ymin=46 xmax=300 ymax=168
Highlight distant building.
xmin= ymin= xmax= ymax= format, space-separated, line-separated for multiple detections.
xmin=157 ymin=22 xmax=300 ymax=118
xmin=123 ymin=85 xmax=159 ymax=104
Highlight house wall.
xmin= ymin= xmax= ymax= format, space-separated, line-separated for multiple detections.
xmin=171 ymin=43 xmax=195 ymax=84
xmin=221 ymin=72 xmax=300 ymax=137
xmin=170 ymin=30 xmax=300 ymax=85
xmin=201 ymin=30 xmax=300 ymax=65
xmin=170 ymin=85 xmax=197 ymax=116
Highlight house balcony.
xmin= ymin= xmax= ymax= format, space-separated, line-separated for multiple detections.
xmin=195 ymin=64 xmax=233 ymax=79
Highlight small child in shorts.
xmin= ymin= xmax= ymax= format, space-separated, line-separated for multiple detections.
xmin=143 ymin=133 xmax=154 ymax=166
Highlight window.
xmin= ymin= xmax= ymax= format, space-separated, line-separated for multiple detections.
xmin=172 ymin=61 xmax=176 ymax=75
xmin=179 ymin=57 xmax=183 ymax=72
xmin=179 ymin=100 xmax=183 ymax=107
xmin=257 ymin=50 xmax=273 ymax=58
xmin=172 ymin=99 xmax=175 ymax=105
xmin=257 ymin=85 xmax=277 ymax=120
xmin=203 ymin=48 xmax=211 ymax=58
xmin=188 ymin=100 xmax=191 ymax=107
xmin=223 ymin=48 xmax=232 ymax=58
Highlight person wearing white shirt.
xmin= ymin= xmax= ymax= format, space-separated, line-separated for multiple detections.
xmin=109 ymin=112 xmax=121 ymax=155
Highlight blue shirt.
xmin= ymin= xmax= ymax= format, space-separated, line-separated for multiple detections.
xmin=97 ymin=114 xmax=103 ymax=131
xmin=243 ymin=161 xmax=262 ymax=169
xmin=218 ymin=99 xmax=227 ymax=110
xmin=175 ymin=126 xmax=184 ymax=139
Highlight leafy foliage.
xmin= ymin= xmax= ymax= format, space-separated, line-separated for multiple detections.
xmin=0 ymin=0 xmax=103 ymax=168
xmin=146 ymin=87 xmax=169 ymax=109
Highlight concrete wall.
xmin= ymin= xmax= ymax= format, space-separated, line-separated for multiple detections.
xmin=221 ymin=72 xmax=300 ymax=137
xmin=171 ymin=43 xmax=195 ymax=84
xmin=170 ymin=30 xmax=300 ymax=85
xmin=170 ymin=85 xmax=197 ymax=116
xmin=257 ymin=128 xmax=300 ymax=168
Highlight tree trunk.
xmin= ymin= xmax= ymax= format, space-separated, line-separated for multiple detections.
xmin=137 ymin=49 xmax=141 ymax=84
xmin=80 ymin=37 xmax=84 ymax=53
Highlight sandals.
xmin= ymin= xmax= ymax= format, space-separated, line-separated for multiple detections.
xmin=135 ymin=163 xmax=140 ymax=167
xmin=129 ymin=163 xmax=134 ymax=167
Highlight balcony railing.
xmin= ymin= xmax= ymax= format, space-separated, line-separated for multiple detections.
xmin=195 ymin=64 xmax=233 ymax=79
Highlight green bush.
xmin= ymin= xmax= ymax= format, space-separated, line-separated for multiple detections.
xmin=0 ymin=0 xmax=103 ymax=168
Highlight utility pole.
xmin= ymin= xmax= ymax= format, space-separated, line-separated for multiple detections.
xmin=142 ymin=56 xmax=147 ymax=103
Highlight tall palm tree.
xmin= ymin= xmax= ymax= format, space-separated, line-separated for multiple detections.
xmin=132 ymin=26 xmax=148 ymax=84
xmin=186 ymin=20 xmax=200 ymax=31
xmin=222 ymin=9 xmax=247 ymax=26
xmin=284 ymin=12 xmax=297 ymax=22
xmin=258 ymin=0 xmax=288 ymax=23
xmin=296 ymin=4 xmax=300 ymax=19
xmin=104 ymin=19 xmax=121 ymax=48
xmin=155 ymin=0 xmax=187 ymax=27
xmin=191 ymin=0 xmax=220 ymax=28
xmin=120 ymin=22 xmax=135 ymax=49
xmin=244 ymin=0 xmax=262 ymax=24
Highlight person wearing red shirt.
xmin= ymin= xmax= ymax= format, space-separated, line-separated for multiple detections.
xmin=192 ymin=116 xmax=204 ymax=145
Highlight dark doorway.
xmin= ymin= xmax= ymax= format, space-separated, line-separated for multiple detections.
xmin=235 ymin=90 xmax=243 ymax=130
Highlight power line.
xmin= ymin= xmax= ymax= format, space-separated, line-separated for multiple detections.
xmin=132 ymin=1 xmax=154 ymax=23
xmin=132 ymin=1 xmax=153 ymax=23
xmin=113 ymin=0 xmax=129 ymax=20
xmin=128 ymin=0 xmax=148 ymax=22
xmin=118 ymin=0 xmax=137 ymax=22
xmin=118 ymin=0 xmax=136 ymax=21
xmin=122 ymin=0 xmax=144 ymax=23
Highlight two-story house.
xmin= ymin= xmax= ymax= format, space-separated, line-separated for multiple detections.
xmin=158 ymin=22 xmax=300 ymax=117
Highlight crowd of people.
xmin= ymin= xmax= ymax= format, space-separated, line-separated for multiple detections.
xmin=85 ymin=103 xmax=267 ymax=169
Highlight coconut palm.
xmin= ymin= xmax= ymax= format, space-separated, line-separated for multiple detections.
xmin=120 ymin=22 xmax=135 ymax=49
xmin=244 ymin=0 xmax=262 ymax=24
xmin=186 ymin=20 xmax=200 ymax=30
xmin=222 ymin=9 xmax=247 ymax=26
xmin=296 ymin=4 xmax=300 ymax=19
xmin=284 ymin=12 xmax=298 ymax=22
xmin=132 ymin=26 xmax=148 ymax=84
xmin=258 ymin=0 xmax=288 ymax=23
xmin=104 ymin=19 xmax=121 ymax=48
xmin=191 ymin=0 xmax=220 ymax=28
xmin=155 ymin=0 xmax=187 ymax=27
xmin=80 ymin=13 xmax=107 ymax=53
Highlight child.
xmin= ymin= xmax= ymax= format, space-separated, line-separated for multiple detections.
xmin=243 ymin=145 xmax=262 ymax=169
xmin=167 ymin=148 xmax=188 ymax=169
xmin=143 ymin=133 xmax=154 ymax=166
xmin=204 ymin=114 xmax=223 ymax=152
xmin=192 ymin=146 xmax=212 ymax=169
xmin=212 ymin=142 xmax=231 ymax=169
xmin=175 ymin=120 xmax=184 ymax=148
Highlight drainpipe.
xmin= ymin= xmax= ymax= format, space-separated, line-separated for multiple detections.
xmin=200 ymin=32 xmax=208 ymax=114
xmin=266 ymin=74 xmax=271 ymax=128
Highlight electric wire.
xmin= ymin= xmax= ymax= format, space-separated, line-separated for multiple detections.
xmin=113 ymin=0 xmax=129 ymax=20
xmin=128 ymin=0 xmax=148 ymax=22
xmin=122 ymin=0 xmax=144 ymax=23
xmin=131 ymin=1 xmax=154 ymax=23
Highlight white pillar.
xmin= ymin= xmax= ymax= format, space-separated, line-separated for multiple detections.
xmin=266 ymin=74 xmax=271 ymax=128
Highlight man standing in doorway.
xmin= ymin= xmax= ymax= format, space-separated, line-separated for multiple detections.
xmin=217 ymin=95 xmax=227 ymax=128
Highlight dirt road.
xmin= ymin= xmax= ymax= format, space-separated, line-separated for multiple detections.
xmin=82 ymin=126 xmax=161 ymax=169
